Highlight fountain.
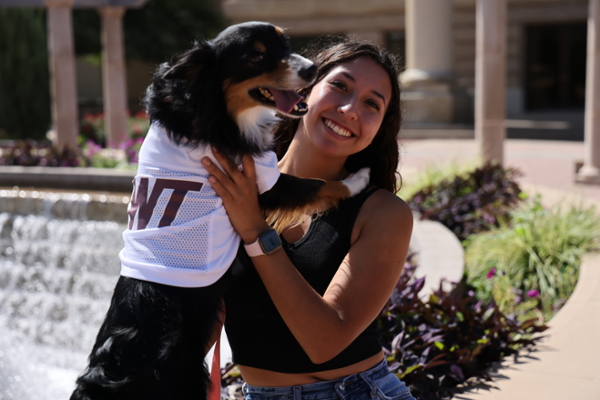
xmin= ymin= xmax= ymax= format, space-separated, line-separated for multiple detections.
xmin=0 ymin=188 xmax=128 ymax=399
xmin=0 ymin=187 xmax=233 ymax=400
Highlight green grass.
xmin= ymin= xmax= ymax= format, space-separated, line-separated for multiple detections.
xmin=464 ymin=196 xmax=600 ymax=322
xmin=398 ymin=158 xmax=480 ymax=201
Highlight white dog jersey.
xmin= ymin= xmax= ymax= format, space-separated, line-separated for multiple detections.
xmin=119 ymin=123 xmax=280 ymax=287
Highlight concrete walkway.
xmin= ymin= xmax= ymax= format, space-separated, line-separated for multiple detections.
xmin=399 ymin=138 xmax=600 ymax=206
xmin=399 ymin=138 xmax=600 ymax=400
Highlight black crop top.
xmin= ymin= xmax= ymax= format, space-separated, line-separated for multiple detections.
xmin=223 ymin=186 xmax=382 ymax=373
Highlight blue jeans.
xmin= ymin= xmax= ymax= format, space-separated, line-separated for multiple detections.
xmin=241 ymin=360 xmax=415 ymax=400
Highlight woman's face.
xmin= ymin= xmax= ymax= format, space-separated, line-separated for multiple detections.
xmin=298 ymin=56 xmax=392 ymax=159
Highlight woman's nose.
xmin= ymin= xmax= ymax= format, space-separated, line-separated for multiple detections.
xmin=338 ymin=101 xmax=358 ymax=120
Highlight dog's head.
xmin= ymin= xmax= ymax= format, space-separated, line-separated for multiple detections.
xmin=147 ymin=22 xmax=316 ymax=154
xmin=214 ymin=22 xmax=316 ymax=119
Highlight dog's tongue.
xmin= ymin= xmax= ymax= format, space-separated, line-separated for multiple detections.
xmin=269 ymin=88 xmax=303 ymax=114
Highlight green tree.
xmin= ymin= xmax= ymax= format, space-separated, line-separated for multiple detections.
xmin=0 ymin=8 xmax=51 ymax=141
xmin=0 ymin=0 xmax=225 ymax=141
xmin=73 ymin=0 xmax=227 ymax=63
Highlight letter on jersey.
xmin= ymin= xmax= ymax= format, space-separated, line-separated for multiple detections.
xmin=128 ymin=178 xmax=203 ymax=230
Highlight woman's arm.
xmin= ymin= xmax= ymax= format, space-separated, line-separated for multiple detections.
xmin=203 ymin=152 xmax=413 ymax=364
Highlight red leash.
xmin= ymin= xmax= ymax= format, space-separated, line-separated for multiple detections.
xmin=208 ymin=306 xmax=226 ymax=400
xmin=208 ymin=332 xmax=221 ymax=400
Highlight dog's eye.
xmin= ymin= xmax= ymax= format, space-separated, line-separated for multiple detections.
xmin=250 ymin=54 xmax=264 ymax=63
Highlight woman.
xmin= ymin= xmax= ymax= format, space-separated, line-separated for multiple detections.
xmin=202 ymin=38 xmax=415 ymax=400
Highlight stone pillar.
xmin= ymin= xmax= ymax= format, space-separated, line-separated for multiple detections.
xmin=99 ymin=6 xmax=128 ymax=147
xmin=45 ymin=0 xmax=78 ymax=148
xmin=475 ymin=0 xmax=506 ymax=164
xmin=577 ymin=0 xmax=600 ymax=184
xmin=400 ymin=0 xmax=454 ymax=124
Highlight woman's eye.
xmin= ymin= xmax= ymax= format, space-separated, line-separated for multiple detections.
xmin=366 ymin=100 xmax=381 ymax=111
xmin=331 ymin=81 xmax=346 ymax=91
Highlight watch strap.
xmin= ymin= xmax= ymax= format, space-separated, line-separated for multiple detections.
xmin=244 ymin=237 xmax=265 ymax=257
xmin=244 ymin=228 xmax=282 ymax=257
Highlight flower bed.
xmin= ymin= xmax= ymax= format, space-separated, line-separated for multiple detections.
xmin=404 ymin=162 xmax=600 ymax=322
xmin=0 ymin=111 xmax=149 ymax=169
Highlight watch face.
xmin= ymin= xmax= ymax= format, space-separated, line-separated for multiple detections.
xmin=260 ymin=229 xmax=282 ymax=255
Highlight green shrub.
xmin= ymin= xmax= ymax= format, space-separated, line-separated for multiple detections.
xmin=465 ymin=197 xmax=600 ymax=321
xmin=407 ymin=162 xmax=525 ymax=241
xmin=0 ymin=8 xmax=51 ymax=140
xmin=399 ymin=159 xmax=479 ymax=201
xmin=378 ymin=260 xmax=546 ymax=400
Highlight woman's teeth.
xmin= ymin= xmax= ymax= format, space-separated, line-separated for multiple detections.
xmin=325 ymin=119 xmax=352 ymax=137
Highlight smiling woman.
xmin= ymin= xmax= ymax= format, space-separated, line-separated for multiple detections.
xmin=203 ymin=37 xmax=416 ymax=400
xmin=291 ymin=56 xmax=392 ymax=165
xmin=272 ymin=38 xmax=403 ymax=193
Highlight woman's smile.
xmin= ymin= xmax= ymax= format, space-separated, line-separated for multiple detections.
xmin=323 ymin=118 xmax=353 ymax=138
xmin=297 ymin=56 xmax=392 ymax=159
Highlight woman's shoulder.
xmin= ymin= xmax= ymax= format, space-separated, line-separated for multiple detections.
xmin=364 ymin=187 xmax=412 ymax=218
xmin=352 ymin=187 xmax=413 ymax=239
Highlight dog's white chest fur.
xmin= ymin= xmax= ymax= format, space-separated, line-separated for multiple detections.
xmin=236 ymin=106 xmax=278 ymax=150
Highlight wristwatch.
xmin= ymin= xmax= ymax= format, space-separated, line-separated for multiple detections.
xmin=244 ymin=228 xmax=282 ymax=257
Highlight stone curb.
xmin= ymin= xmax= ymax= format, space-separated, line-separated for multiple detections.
xmin=410 ymin=215 xmax=465 ymax=295
xmin=548 ymin=252 xmax=600 ymax=331
xmin=0 ymin=188 xmax=130 ymax=224
xmin=0 ymin=165 xmax=135 ymax=193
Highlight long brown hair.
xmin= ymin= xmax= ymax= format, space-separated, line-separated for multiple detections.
xmin=272 ymin=36 xmax=403 ymax=193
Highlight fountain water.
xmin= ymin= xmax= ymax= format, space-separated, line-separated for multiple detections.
xmin=0 ymin=188 xmax=233 ymax=400
xmin=0 ymin=189 xmax=128 ymax=399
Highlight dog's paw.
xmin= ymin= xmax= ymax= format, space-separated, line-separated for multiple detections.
xmin=341 ymin=167 xmax=371 ymax=196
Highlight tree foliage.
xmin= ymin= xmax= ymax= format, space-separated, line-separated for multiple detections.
xmin=73 ymin=0 xmax=227 ymax=63
xmin=0 ymin=0 xmax=226 ymax=141
xmin=0 ymin=8 xmax=51 ymax=141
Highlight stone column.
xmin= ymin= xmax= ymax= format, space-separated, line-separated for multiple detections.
xmin=98 ymin=6 xmax=128 ymax=147
xmin=577 ymin=0 xmax=600 ymax=184
xmin=45 ymin=0 xmax=78 ymax=148
xmin=475 ymin=0 xmax=506 ymax=164
xmin=400 ymin=0 xmax=454 ymax=124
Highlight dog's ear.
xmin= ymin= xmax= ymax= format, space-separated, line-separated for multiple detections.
xmin=162 ymin=41 xmax=216 ymax=80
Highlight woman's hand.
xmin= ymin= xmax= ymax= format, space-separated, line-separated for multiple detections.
xmin=202 ymin=150 xmax=270 ymax=244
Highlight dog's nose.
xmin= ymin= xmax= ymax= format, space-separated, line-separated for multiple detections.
xmin=299 ymin=64 xmax=317 ymax=83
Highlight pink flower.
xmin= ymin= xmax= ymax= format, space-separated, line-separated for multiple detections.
xmin=486 ymin=268 xmax=496 ymax=279
xmin=527 ymin=289 xmax=540 ymax=298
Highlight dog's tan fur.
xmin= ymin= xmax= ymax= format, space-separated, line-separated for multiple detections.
xmin=223 ymin=59 xmax=292 ymax=120
xmin=266 ymin=182 xmax=352 ymax=233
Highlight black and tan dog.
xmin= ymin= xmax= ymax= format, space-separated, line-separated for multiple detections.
xmin=70 ymin=22 xmax=369 ymax=400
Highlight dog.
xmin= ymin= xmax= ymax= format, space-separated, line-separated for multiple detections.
xmin=70 ymin=22 xmax=370 ymax=400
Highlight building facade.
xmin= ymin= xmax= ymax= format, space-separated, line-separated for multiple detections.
xmin=222 ymin=0 xmax=589 ymax=136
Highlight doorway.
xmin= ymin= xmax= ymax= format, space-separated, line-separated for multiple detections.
xmin=525 ymin=23 xmax=587 ymax=110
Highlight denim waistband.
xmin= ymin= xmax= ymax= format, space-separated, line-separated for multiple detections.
xmin=242 ymin=358 xmax=390 ymax=397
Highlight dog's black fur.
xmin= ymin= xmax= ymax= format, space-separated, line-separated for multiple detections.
xmin=71 ymin=22 xmax=367 ymax=400
xmin=70 ymin=276 xmax=225 ymax=400
xmin=144 ymin=21 xmax=315 ymax=157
